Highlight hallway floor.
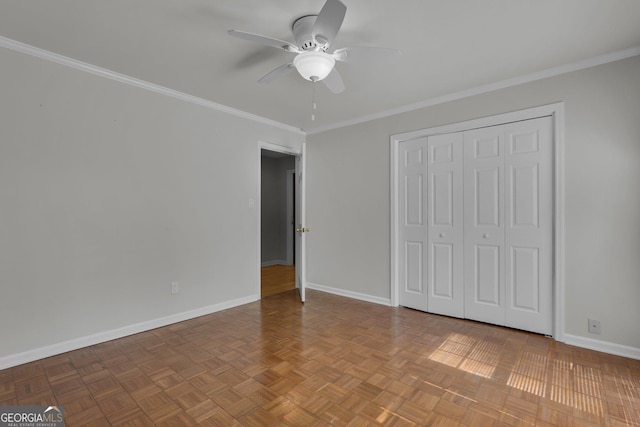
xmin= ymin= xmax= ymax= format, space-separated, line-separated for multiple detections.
xmin=261 ymin=264 xmax=295 ymax=298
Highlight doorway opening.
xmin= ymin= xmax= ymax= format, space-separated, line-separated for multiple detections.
xmin=260 ymin=149 xmax=297 ymax=298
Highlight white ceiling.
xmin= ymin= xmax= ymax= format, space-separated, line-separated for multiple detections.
xmin=1 ymin=1 xmax=639 ymax=132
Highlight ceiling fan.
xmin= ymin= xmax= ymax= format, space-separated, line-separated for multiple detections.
xmin=228 ymin=0 xmax=399 ymax=94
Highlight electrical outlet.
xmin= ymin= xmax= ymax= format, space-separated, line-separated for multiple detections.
xmin=588 ymin=318 xmax=601 ymax=334
xmin=171 ymin=281 xmax=180 ymax=295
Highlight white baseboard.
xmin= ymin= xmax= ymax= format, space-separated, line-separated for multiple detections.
xmin=4 ymin=293 xmax=637 ymax=370
xmin=306 ymin=282 xmax=391 ymax=306
xmin=261 ymin=260 xmax=289 ymax=267
xmin=563 ymin=333 xmax=640 ymax=360
xmin=305 ymin=284 xmax=640 ymax=361
xmin=0 ymin=294 xmax=259 ymax=370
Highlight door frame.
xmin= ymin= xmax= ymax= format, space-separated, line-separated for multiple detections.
xmin=390 ymin=103 xmax=565 ymax=341
xmin=258 ymin=141 xmax=306 ymax=299
xmin=285 ymin=169 xmax=295 ymax=265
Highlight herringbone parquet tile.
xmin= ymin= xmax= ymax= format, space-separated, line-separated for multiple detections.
xmin=1 ymin=289 xmax=639 ymax=426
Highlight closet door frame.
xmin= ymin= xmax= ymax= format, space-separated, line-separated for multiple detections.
xmin=390 ymin=102 xmax=565 ymax=341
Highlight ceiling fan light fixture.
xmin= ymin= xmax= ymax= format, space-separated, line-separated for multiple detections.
xmin=293 ymin=51 xmax=335 ymax=82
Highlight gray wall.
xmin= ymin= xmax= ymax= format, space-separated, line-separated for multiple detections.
xmin=306 ymin=56 xmax=640 ymax=350
xmin=2 ymin=39 xmax=638 ymax=364
xmin=0 ymin=46 xmax=303 ymax=360
xmin=261 ymin=154 xmax=295 ymax=264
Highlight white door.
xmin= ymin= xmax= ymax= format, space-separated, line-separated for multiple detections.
xmin=463 ymin=118 xmax=553 ymax=334
xmin=427 ymin=133 xmax=464 ymax=317
xmin=463 ymin=125 xmax=507 ymax=326
xmin=504 ymin=117 xmax=553 ymax=334
xmin=394 ymin=116 xmax=554 ymax=335
xmin=295 ymin=150 xmax=307 ymax=302
xmin=397 ymin=137 xmax=428 ymax=311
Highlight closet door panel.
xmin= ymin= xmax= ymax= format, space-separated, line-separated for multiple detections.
xmin=463 ymin=126 xmax=506 ymax=326
xmin=505 ymin=117 xmax=553 ymax=334
xmin=427 ymin=133 xmax=464 ymax=317
xmin=475 ymin=244 xmax=501 ymax=305
xmin=398 ymin=137 xmax=428 ymax=311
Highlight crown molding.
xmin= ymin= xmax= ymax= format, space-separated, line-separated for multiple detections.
xmin=0 ymin=36 xmax=305 ymax=136
xmin=2 ymin=35 xmax=639 ymax=137
xmin=305 ymin=46 xmax=640 ymax=135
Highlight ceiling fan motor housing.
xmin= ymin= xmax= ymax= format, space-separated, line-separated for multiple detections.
xmin=292 ymin=15 xmax=328 ymax=51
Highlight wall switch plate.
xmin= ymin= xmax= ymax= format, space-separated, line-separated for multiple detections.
xmin=588 ymin=318 xmax=601 ymax=334
xmin=171 ymin=281 xmax=180 ymax=295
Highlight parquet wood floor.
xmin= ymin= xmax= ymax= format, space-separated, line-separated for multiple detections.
xmin=1 ymin=289 xmax=639 ymax=426
xmin=261 ymin=265 xmax=296 ymax=298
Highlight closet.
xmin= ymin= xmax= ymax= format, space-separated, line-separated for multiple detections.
xmin=397 ymin=116 xmax=553 ymax=335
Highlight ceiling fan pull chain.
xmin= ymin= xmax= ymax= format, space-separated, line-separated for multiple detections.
xmin=311 ymin=81 xmax=317 ymax=121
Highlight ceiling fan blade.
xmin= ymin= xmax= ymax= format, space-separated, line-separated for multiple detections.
xmin=228 ymin=30 xmax=299 ymax=52
xmin=333 ymin=46 xmax=401 ymax=63
xmin=258 ymin=63 xmax=295 ymax=84
xmin=322 ymin=68 xmax=345 ymax=94
xmin=312 ymin=0 xmax=346 ymax=47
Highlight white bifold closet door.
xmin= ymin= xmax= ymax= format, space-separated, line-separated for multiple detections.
xmin=397 ymin=134 xmax=464 ymax=315
xmin=464 ymin=117 xmax=553 ymax=335
xmin=398 ymin=116 xmax=553 ymax=335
